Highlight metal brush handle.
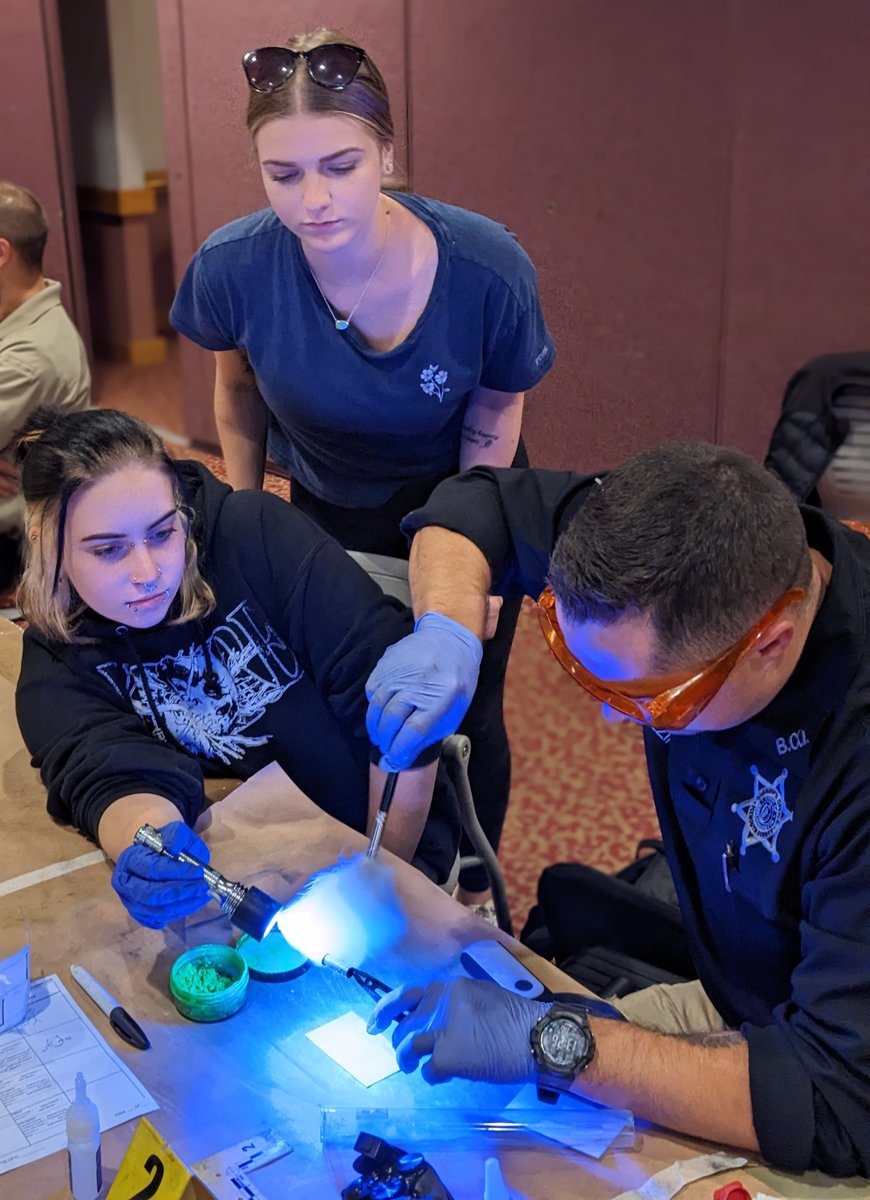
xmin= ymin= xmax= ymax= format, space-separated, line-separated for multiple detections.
xmin=366 ymin=772 xmax=399 ymax=860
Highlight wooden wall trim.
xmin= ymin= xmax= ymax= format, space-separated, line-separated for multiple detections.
xmin=77 ymin=185 xmax=157 ymax=217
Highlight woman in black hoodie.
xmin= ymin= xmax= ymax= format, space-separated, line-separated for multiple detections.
xmin=14 ymin=407 xmax=457 ymax=927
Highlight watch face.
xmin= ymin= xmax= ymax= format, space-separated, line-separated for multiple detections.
xmin=540 ymin=1015 xmax=586 ymax=1068
xmin=531 ymin=1004 xmax=596 ymax=1081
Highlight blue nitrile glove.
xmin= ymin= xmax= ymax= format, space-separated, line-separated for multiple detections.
xmin=365 ymin=612 xmax=483 ymax=770
xmin=111 ymin=821 xmax=212 ymax=929
xmin=367 ymin=977 xmax=550 ymax=1084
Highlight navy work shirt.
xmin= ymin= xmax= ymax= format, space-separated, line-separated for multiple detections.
xmin=404 ymin=466 xmax=870 ymax=1177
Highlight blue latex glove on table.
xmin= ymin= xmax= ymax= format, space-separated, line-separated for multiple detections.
xmin=365 ymin=612 xmax=483 ymax=771
xmin=111 ymin=820 xmax=212 ymax=929
xmin=367 ymin=977 xmax=550 ymax=1084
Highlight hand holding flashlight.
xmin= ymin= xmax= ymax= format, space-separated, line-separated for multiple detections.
xmin=112 ymin=821 xmax=212 ymax=929
xmin=128 ymin=824 xmax=283 ymax=939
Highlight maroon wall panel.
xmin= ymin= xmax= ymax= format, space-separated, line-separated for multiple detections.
xmin=719 ymin=0 xmax=870 ymax=459
xmin=408 ymin=0 xmax=732 ymax=471
xmin=160 ymin=0 xmax=870 ymax=459
xmin=2 ymin=0 xmax=89 ymax=342
xmin=158 ymin=0 xmax=407 ymax=443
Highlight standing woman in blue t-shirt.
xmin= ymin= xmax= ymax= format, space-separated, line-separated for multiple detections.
xmin=171 ymin=28 xmax=556 ymax=914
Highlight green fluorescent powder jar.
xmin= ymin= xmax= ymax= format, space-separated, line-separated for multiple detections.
xmin=169 ymin=944 xmax=249 ymax=1022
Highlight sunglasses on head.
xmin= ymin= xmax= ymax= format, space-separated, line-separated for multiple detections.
xmin=537 ymin=584 xmax=806 ymax=732
xmin=242 ymin=43 xmax=367 ymax=94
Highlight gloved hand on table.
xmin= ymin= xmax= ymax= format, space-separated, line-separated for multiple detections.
xmin=365 ymin=612 xmax=483 ymax=771
xmin=111 ymin=820 xmax=212 ymax=929
xmin=367 ymin=977 xmax=550 ymax=1084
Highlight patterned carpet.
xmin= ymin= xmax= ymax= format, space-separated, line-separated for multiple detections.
xmin=501 ymin=604 xmax=659 ymax=926
xmin=184 ymin=445 xmax=661 ymax=929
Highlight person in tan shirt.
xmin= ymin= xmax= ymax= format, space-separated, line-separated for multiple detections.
xmin=0 ymin=181 xmax=90 ymax=589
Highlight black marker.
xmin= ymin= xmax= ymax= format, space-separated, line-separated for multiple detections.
xmin=70 ymin=964 xmax=150 ymax=1050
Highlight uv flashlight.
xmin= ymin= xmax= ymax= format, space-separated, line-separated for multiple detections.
xmin=134 ymin=824 xmax=283 ymax=941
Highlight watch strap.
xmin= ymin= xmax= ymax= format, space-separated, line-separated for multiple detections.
xmin=546 ymin=991 xmax=627 ymax=1022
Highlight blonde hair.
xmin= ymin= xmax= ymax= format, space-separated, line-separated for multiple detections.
xmin=16 ymin=408 xmax=215 ymax=643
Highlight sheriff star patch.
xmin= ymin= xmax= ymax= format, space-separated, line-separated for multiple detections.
xmin=731 ymin=765 xmax=793 ymax=863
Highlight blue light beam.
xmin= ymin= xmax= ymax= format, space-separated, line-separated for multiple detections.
xmin=275 ymin=854 xmax=407 ymax=967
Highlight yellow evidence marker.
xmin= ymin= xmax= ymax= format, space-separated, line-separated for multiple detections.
xmin=106 ymin=1116 xmax=219 ymax=1200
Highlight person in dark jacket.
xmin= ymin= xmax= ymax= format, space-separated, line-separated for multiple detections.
xmin=366 ymin=446 xmax=870 ymax=1178
xmin=14 ymin=407 xmax=458 ymax=929
xmin=765 ymin=350 xmax=870 ymax=514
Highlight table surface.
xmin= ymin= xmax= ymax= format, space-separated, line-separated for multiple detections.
xmin=0 ymin=618 xmax=863 ymax=1200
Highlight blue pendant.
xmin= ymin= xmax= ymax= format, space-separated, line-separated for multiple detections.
xmin=335 ymin=319 xmax=349 ymax=331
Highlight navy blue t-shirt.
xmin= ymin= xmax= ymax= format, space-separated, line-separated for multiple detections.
xmin=170 ymin=194 xmax=555 ymax=507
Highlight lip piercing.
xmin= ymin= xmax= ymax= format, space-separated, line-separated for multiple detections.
xmin=130 ymin=591 xmax=169 ymax=614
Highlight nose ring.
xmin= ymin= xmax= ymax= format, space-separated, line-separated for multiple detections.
xmin=133 ymin=565 xmax=163 ymax=592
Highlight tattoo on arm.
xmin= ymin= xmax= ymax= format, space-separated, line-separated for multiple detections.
xmin=461 ymin=424 xmax=500 ymax=449
xmin=677 ymin=1030 xmax=747 ymax=1049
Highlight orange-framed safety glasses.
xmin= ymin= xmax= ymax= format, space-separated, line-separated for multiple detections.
xmin=537 ymin=584 xmax=806 ymax=731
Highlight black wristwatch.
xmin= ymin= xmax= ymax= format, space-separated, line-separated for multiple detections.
xmin=530 ymin=1001 xmax=596 ymax=1085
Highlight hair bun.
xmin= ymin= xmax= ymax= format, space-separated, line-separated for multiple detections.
xmin=14 ymin=405 xmax=64 ymax=465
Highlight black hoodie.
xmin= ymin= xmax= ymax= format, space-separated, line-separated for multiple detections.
xmin=16 ymin=462 xmax=458 ymax=880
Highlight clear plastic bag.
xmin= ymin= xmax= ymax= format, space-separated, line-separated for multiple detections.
xmin=321 ymin=1095 xmax=636 ymax=1158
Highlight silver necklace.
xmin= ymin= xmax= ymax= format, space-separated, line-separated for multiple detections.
xmin=309 ymin=211 xmax=391 ymax=331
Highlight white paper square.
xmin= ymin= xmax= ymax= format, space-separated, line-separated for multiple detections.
xmin=305 ymin=1011 xmax=399 ymax=1087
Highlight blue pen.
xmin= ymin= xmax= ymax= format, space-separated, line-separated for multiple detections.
xmin=70 ymin=964 xmax=151 ymax=1050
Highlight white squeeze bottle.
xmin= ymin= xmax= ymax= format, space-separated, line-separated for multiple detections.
xmin=66 ymin=1071 xmax=102 ymax=1199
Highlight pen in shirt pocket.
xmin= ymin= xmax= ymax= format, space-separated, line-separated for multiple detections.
xmin=721 ymin=841 xmax=738 ymax=893
xmin=70 ymin=964 xmax=150 ymax=1050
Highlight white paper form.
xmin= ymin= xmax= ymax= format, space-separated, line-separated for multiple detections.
xmin=0 ymin=974 xmax=157 ymax=1175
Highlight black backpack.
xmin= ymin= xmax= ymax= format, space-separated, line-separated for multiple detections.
xmin=520 ymin=840 xmax=697 ymax=998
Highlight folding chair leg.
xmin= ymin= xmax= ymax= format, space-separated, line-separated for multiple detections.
xmin=442 ymin=734 xmax=513 ymax=936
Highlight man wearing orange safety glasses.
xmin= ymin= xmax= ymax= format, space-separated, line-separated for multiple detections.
xmin=365 ymin=442 xmax=870 ymax=1179
xmin=537 ymin=582 xmax=807 ymax=733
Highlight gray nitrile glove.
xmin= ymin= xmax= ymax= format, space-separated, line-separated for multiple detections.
xmin=365 ymin=612 xmax=483 ymax=770
xmin=367 ymin=977 xmax=550 ymax=1084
